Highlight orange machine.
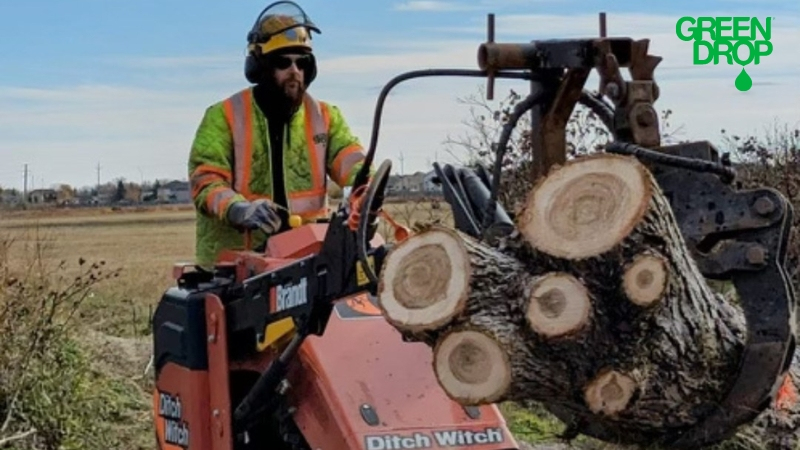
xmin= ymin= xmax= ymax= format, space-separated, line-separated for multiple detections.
xmin=151 ymin=156 xmax=520 ymax=450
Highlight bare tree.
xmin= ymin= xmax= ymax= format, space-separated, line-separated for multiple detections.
xmin=441 ymin=86 xmax=682 ymax=216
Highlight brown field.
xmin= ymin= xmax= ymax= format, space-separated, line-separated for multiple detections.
xmin=0 ymin=200 xmax=453 ymax=336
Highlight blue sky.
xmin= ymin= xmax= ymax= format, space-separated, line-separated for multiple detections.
xmin=0 ymin=0 xmax=798 ymax=191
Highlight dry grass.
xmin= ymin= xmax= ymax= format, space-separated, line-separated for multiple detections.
xmin=1 ymin=208 xmax=195 ymax=337
xmin=0 ymin=200 xmax=452 ymax=337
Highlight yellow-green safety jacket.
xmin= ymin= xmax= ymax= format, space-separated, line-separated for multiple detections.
xmin=188 ymin=87 xmax=367 ymax=267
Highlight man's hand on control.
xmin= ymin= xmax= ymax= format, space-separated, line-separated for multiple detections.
xmin=227 ymin=199 xmax=282 ymax=234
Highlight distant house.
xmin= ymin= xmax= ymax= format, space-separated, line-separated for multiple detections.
xmin=27 ymin=189 xmax=58 ymax=204
xmin=387 ymin=171 xmax=427 ymax=193
xmin=0 ymin=190 xmax=21 ymax=205
xmin=385 ymin=170 xmax=443 ymax=197
xmin=157 ymin=180 xmax=191 ymax=203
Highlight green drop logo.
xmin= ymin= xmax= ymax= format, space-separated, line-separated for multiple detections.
xmin=735 ymin=68 xmax=752 ymax=91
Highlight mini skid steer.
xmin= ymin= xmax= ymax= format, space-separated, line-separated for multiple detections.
xmin=151 ymin=12 xmax=797 ymax=450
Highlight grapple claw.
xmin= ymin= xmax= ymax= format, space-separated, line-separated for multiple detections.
xmin=645 ymin=141 xmax=798 ymax=449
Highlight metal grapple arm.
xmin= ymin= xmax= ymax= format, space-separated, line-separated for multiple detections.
xmin=474 ymin=13 xmax=796 ymax=448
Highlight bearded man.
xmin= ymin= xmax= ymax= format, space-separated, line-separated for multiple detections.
xmin=187 ymin=1 xmax=368 ymax=268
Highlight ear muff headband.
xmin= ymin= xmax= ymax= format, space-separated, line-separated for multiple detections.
xmin=243 ymin=2 xmax=320 ymax=85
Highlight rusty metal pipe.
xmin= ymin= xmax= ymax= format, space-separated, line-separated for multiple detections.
xmin=477 ymin=42 xmax=540 ymax=71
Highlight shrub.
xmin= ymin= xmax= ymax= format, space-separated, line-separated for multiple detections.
xmin=0 ymin=229 xmax=143 ymax=450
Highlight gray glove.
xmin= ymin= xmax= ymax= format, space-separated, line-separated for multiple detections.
xmin=227 ymin=199 xmax=282 ymax=234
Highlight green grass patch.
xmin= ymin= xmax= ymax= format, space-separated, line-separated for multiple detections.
xmin=500 ymin=401 xmax=568 ymax=444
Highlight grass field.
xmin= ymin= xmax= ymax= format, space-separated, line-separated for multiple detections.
xmin=0 ymin=201 xmax=453 ymax=336
xmin=1 ymin=201 xmax=592 ymax=449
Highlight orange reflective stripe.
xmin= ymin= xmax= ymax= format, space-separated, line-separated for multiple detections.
xmin=205 ymin=186 xmax=237 ymax=218
xmin=216 ymin=193 xmax=237 ymax=218
xmin=191 ymin=173 xmax=220 ymax=197
xmin=191 ymin=164 xmax=232 ymax=181
xmin=332 ymin=144 xmax=365 ymax=185
xmin=190 ymin=164 xmax=232 ymax=198
xmin=243 ymin=91 xmax=254 ymax=195
xmin=223 ymin=100 xmax=234 ymax=131
xmin=205 ymin=186 xmax=226 ymax=211
xmin=321 ymin=101 xmax=331 ymax=129
xmin=224 ymin=89 xmax=254 ymax=196
xmin=303 ymin=94 xmax=327 ymax=191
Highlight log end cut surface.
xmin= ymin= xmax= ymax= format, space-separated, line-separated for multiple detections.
xmin=526 ymin=273 xmax=591 ymax=338
xmin=378 ymin=228 xmax=470 ymax=332
xmin=622 ymin=253 xmax=668 ymax=307
xmin=584 ymin=369 xmax=637 ymax=416
xmin=434 ymin=330 xmax=511 ymax=404
xmin=518 ymin=154 xmax=653 ymax=259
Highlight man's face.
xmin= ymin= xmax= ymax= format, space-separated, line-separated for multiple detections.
xmin=271 ymin=53 xmax=312 ymax=102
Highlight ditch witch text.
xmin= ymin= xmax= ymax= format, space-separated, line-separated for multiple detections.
xmin=364 ymin=427 xmax=506 ymax=450
xmin=158 ymin=392 xmax=190 ymax=447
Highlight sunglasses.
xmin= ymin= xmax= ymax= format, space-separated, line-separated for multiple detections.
xmin=272 ymin=54 xmax=313 ymax=71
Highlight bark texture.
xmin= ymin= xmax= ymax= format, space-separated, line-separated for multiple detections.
xmin=375 ymin=153 xmax=800 ymax=449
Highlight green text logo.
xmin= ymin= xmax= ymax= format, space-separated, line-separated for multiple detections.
xmin=676 ymin=16 xmax=773 ymax=91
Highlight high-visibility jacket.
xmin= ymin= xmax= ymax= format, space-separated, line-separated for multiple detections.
xmin=188 ymin=87 xmax=367 ymax=267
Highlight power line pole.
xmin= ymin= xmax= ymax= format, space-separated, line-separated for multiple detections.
xmin=23 ymin=164 xmax=28 ymax=204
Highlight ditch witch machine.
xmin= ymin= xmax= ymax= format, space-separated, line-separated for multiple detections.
xmin=151 ymin=12 xmax=797 ymax=450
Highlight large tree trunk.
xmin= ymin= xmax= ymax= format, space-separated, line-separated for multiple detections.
xmin=376 ymin=153 xmax=800 ymax=449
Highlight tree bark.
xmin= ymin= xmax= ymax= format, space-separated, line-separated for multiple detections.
xmin=376 ymin=153 xmax=800 ymax=448
xmin=378 ymin=226 xmax=537 ymax=403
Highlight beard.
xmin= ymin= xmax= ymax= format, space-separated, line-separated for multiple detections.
xmin=280 ymin=76 xmax=305 ymax=103
xmin=255 ymin=73 xmax=305 ymax=119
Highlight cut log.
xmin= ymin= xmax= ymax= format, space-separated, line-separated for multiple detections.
xmin=378 ymin=226 xmax=536 ymax=336
xmin=375 ymin=152 xmax=800 ymax=449
xmin=377 ymin=228 xmax=471 ymax=334
xmin=621 ymin=251 xmax=668 ymax=307
xmin=524 ymin=272 xmax=591 ymax=338
xmin=516 ymin=152 xmax=653 ymax=260
xmin=433 ymin=329 xmax=512 ymax=404
xmin=584 ymin=368 xmax=639 ymax=416
xmin=378 ymin=226 xmax=551 ymax=403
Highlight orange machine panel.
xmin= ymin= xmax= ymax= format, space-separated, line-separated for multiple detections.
xmin=289 ymin=294 xmax=519 ymax=450
xmin=266 ymin=224 xmax=329 ymax=259
xmin=154 ymin=364 xmax=212 ymax=450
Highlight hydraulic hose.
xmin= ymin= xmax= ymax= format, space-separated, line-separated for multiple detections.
xmin=352 ymin=69 xmax=534 ymax=190
xmin=605 ymin=141 xmax=736 ymax=183
xmin=482 ymin=89 xmax=547 ymax=232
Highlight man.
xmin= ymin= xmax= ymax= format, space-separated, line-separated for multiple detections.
xmin=188 ymin=2 xmax=369 ymax=268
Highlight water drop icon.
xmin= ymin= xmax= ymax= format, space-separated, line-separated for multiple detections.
xmin=735 ymin=68 xmax=752 ymax=92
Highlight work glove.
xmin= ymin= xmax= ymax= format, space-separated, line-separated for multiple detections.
xmin=227 ymin=199 xmax=282 ymax=234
